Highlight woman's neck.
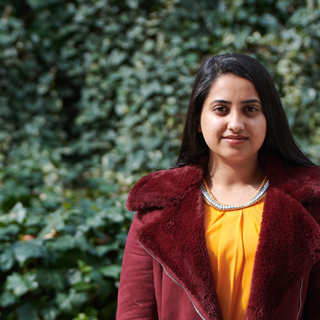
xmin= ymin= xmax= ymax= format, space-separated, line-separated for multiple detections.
xmin=205 ymin=156 xmax=265 ymax=205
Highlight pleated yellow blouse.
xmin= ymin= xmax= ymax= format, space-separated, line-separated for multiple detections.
xmin=203 ymin=199 xmax=264 ymax=320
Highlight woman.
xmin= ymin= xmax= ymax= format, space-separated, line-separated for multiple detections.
xmin=117 ymin=54 xmax=320 ymax=319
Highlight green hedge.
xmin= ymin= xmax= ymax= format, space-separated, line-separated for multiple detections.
xmin=0 ymin=0 xmax=319 ymax=319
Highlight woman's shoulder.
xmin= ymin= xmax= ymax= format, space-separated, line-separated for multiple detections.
xmin=126 ymin=164 xmax=205 ymax=212
xmin=289 ymin=165 xmax=320 ymax=202
xmin=284 ymin=163 xmax=320 ymax=184
xmin=265 ymin=156 xmax=320 ymax=202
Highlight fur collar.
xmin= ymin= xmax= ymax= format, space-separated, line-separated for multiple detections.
xmin=127 ymin=156 xmax=320 ymax=211
xmin=126 ymin=156 xmax=320 ymax=319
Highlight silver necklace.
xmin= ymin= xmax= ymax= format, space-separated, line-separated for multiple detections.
xmin=201 ymin=178 xmax=269 ymax=211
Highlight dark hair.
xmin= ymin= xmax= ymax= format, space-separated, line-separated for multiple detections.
xmin=174 ymin=53 xmax=315 ymax=167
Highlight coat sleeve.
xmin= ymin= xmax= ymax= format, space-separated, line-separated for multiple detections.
xmin=302 ymin=201 xmax=320 ymax=319
xmin=117 ymin=212 xmax=158 ymax=320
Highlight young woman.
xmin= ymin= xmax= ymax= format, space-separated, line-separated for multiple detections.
xmin=117 ymin=54 xmax=320 ymax=320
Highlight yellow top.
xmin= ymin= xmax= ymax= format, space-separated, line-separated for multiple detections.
xmin=203 ymin=199 xmax=264 ymax=320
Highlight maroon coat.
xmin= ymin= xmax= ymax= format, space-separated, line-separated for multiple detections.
xmin=117 ymin=157 xmax=320 ymax=320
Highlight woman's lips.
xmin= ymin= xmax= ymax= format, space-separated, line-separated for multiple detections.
xmin=223 ymin=135 xmax=248 ymax=145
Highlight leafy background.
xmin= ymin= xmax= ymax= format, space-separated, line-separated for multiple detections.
xmin=0 ymin=0 xmax=319 ymax=319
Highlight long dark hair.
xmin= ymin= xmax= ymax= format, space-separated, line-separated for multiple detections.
xmin=174 ymin=53 xmax=315 ymax=168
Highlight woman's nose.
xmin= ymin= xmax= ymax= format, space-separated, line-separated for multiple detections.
xmin=227 ymin=111 xmax=245 ymax=132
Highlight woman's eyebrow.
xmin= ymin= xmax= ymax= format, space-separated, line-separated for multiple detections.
xmin=241 ymin=99 xmax=261 ymax=104
xmin=210 ymin=99 xmax=261 ymax=105
xmin=210 ymin=99 xmax=232 ymax=105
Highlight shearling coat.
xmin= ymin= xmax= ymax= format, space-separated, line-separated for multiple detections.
xmin=117 ymin=156 xmax=320 ymax=320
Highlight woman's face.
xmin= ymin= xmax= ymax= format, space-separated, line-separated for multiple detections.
xmin=198 ymin=74 xmax=267 ymax=166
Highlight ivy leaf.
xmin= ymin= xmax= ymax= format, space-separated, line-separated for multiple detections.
xmin=13 ymin=239 xmax=47 ymax=266
xmin=0 ymin=290 xmax=17 ymax=307
xmin=105 ymin=209 xmax=125 ymax=223
xmin=51 ymin=234 xmax=89 ymax=252
xmin=99 ymin=265 xmax=121 ymax=279
xmin=17 ymin=303 xmax=40 ymax=320
xmin=11 ymin=202 xmax=27 ymax=223
xmin=55 ymin=289 xmax=89 ymax=313
xmin=0 ymin=247 xmax=15 ymax=271
xmin=95 ymin=243 xmax=119 ymax=257
xmin=36 ymin=269 xmax=66 ymax=291
xmin=39 ymin=302 xmax=60 ymax=320
xmin=0 ymin=224 xmax=20 ymax=241
xmin=5 ymin=272 xmax=38 ymax=297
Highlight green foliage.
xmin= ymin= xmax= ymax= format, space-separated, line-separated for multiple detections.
xmin=0 ymin=192 xmax=131 ymax=319
xmin=0 ymin=0 xmax=319 ymax=318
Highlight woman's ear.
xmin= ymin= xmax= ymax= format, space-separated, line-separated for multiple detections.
xmin=197 ymin=122 xmax=202 ymax=133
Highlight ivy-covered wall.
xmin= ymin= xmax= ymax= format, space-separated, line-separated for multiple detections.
xmin=0 ymin=0 xmax=319 ymax=319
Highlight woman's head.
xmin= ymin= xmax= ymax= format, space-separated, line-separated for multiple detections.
xmin=198 ymin=73 xmax=267 ymax=167
xmin=174 ymin=53 xmax=314 ymax=167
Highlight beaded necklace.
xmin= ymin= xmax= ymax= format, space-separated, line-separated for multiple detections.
xmin=201 ymin=176 xmax=269 ymax=211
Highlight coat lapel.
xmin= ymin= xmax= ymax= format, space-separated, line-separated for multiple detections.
xmin=126 ymin=157 xmax=320 ymax=320
xmin=247 ymin=158 xmax=320 ymax=319
xmin=134 ymin=166 xmax=223 ymax=319
xmin=247 ymin=187 xmax=320 ymax=319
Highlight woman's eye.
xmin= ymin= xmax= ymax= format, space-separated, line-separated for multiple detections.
xmin=214 ymin=106 xmax=228 ymax=112
xmin=245 ymin=106 xmax=258 ymax=112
